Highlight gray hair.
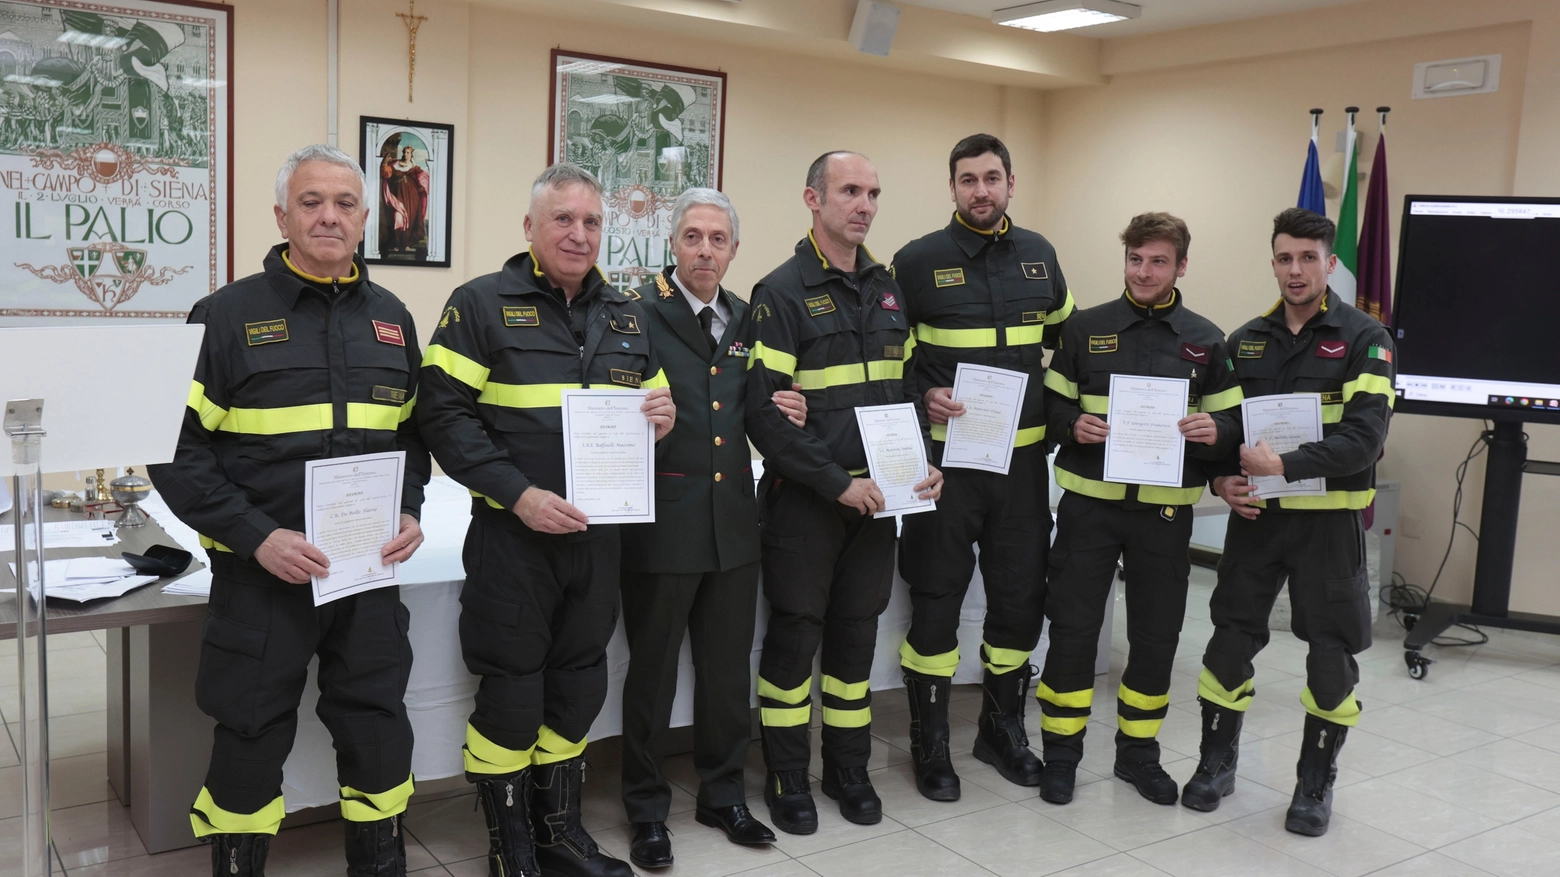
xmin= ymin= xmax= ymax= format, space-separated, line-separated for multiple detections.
xmin=274 ymin=144 xmax=368 ymax=210
xmin=670 ymin=188 xmax=740 ymax=243
xmin=529 ymin=163 xmax=604 ymax=212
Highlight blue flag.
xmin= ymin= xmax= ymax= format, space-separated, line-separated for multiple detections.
xmin=1298 ymin=124 xmax=1326 ymax=216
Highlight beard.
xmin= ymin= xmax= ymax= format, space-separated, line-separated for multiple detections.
xmin=957 ymin=202 xmax=1006 ymax=231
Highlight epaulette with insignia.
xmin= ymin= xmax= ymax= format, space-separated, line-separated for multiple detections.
xmin=624 ymin=288 xmax=642 ymax=300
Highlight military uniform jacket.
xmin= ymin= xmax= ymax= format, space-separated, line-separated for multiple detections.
xmin=744 ymin=233 xmax=914 ymax=501
xmin=1222 ymin=289 xmax=1396 ymax=511
xmin=893 ymin=214 xmax=1075 ymax=452
xmin=620 ymin=268 xmax=759 ymax=574
xmin=418 ymin=251 xmax=669 ymax=518
xmin=149 ymin=245 xmax=430 ymax=560
xmin=1045 ymin=289 xmax=1243 ymax=507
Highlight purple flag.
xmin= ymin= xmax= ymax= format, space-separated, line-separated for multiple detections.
xmin=1355 ymin=134 xmax=1392 ymax=322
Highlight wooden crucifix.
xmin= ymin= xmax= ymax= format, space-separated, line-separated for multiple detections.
xmin=396 ymin=0 xmax=428 ymax=103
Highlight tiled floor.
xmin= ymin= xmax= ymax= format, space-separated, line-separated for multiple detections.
xmin=7 ymin=568 xmax=1560 ymax=875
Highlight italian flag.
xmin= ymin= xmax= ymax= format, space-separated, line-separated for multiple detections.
xmin=1332 ymin=113 xmax=1360 ymax=304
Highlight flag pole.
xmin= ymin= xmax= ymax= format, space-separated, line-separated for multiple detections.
xmin=1310 ymin=107 xmax=1323 ymax=140
xmin=1377 ymin=105 xmax=1390 ymax=136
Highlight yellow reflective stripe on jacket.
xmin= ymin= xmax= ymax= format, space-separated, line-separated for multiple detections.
xmin=199 ymin=534 xmax=233 ymax=553
xmin=478 ymin=382 xmax=583 ymax=408
xmin=423 ymin=343 xmax=490 ymax=391
xmin=347 ymin=402 xmax=402 ymax=431
xmin=930 ymin=423 xmax=1045 ymax=446
xmin=642 ymin=369 xmax=670 ymax=391
xmin=1006 ymin=324 xmax=1045 ymax=346
xmin=1044 ymin=368 xmax=1079 ymax=399
xmin=469 ymin=489 xmax=508 ymax=510
xmin=748 ymin=340 xmax=797 ymax=375
xmin=339 ymin=775 xmax=415 ymax=822
xmin=1322 ymin=403 xmax=1344 ymax=424
xmin=1054 ymin=466 xmax=1127 ymax=501
xmin=1199 ymin=386 xmax=1243 ymax=413
xmin=822 ymin=675 xmax=870 ymax=701
xmin=915 ymin=324 xmax=998 ymax=348
xmin=398 ymin=391 xmax=417 ymax=424
xmin=1270 ymin=489 xmax=1376 ymax=511
xmin=187 ymin=381 xmax=227 ymax=431
xmin=1079 ymin=394 xmax=1109 ymax=415
xmin=1139 ymin=484 xmax=1205 ymax=504
xmin=793 ymin=359 xmax=904 ymax=389
xmin=1343 ymin=372 xmax=1396 ymax=406
xmin=217 ymin=403 xmax=332 ymax=435
xmin=1047 ymin=289 xmax=1075 ymax=324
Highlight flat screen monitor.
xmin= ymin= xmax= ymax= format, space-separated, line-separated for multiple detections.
xmin=1391 ymin=195 xmax=1560 ymax=425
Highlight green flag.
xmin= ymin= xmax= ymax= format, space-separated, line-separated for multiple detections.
xmin=1332 ymin=114 xmax=1359 ymax=303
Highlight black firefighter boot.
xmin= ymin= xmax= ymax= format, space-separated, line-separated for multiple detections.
xmin=1180 ymin=697 xmax=1243 ymax=812
xmin=209 ymin=833 xmax=270 ymax=877
xmin=1285 ymin=714 xmax=1349 ymax=837
xmin=903 ymin=669 xmax=960 ymax=801
xmin=345 ymin=814 xmax=408 ymax=876
xmin=531 ymin=757 xmax=634 ymax=877
xmin=474 ymin=768 xmax=542 ymax=877
xmin=973 ymin=664 xmax=1044 ymax=786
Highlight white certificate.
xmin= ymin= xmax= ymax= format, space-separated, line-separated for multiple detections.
xmin=941 ymin=363 xmax=1029 ymax=475
xmin=1241 ymin=393 xmax=1327 ymax=498
xmin=1103 ymin=374 xmax=1190 ymax=487
xmin=304 ymin=450 xmax=405 ymax=606
xmin=855 ymin=403 xmax=936 ymax=519
xmin=561 ymin=389 xmax=655 ymax=524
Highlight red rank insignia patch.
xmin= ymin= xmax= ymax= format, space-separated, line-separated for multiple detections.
xmin=1316 ymin=340 xmax=1347 ymax=359
xmin=373 ymin=320 xmax=406 ymax=346
xmin=880 ymin=293 xmax=900 ymax=311
xmin=1181 ymin=344 xmax=1208 ymax=363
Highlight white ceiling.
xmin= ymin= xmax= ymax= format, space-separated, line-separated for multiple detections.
xmin=898 ymin=0 xmax=1381 ymax=37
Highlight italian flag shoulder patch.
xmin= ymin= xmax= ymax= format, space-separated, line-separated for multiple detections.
xmin=1367 ymin=345 xmax=1392 ymax=363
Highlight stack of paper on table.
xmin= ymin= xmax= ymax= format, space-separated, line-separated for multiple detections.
xmin=9 ymin=557 xmax=159 ymax=603
xmin=0 ymin=519 xmax=119 ymax=550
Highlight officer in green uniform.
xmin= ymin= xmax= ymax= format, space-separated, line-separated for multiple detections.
xmin=1036 ymin=213 xmax=1243 ymax=806
xmin=1181 ymin=208 xmax=1395 ymax=838
xmin=619 ymin=189 xmax=805 ymax=868
xmin=418 ymin=163 xmax=675 ymax=877
xmin=892 ymin=133 xmax=1074 ymax=801
xmin=150 ymin=144 xmax=430 ymax=877
xmin=745 ymin=151 xmax=943 ymax=834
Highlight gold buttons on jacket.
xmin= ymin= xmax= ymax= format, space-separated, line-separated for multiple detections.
xmin=710 ymin=366 xmax=719 ymax=375
xmin=714 ymin=472 xmax=724 ymax=482
xmin=712 ymin=401 xmax=722 ymax=411
xmin=714 ymin=436 xmax=725 ymax=446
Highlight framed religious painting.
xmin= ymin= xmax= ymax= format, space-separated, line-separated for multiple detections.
xmin=549 ymin=50 xmax=726 ymax=293
xmin=0 ymin=0 xmax=233 ymax=325
xmin=359 ymin=116 xmax=454 ymax=268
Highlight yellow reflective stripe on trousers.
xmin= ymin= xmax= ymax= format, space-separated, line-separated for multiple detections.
xmin=423 ymin=343 xmax=490 ymax=390
xmin=1139 ymin=484 xmax=1206 ymax=505
xmin=1118 ymin=684 xmax=1170 ymax=712
xmin=761 ymin=704 xmax=812 ymax=727
xmin=1043 ymin=368 xmax=1079 ymax=399
xmin=1322 ymin=403 xmax=1344 ymax=424
xmin=463 ymin=722 xmax=535 ymax=774
xmin=1079 ymin=394 xmax=1109 ymax=415
xmin=347 ymin=402 xmax=402 ymax=431
xmin=930 ymin=423 xmax=1045 ymax=446
xmin=900 ymin=640 xmax=960 ymax=677
xmin=982 ymin=643 xmax=1031 ymax=675
xmin=748 ymin=341 xmax=797 ymax=375
xmin=1054 ymin=466 xmax=1127 ymax=501
xmin=1041 ymin=714 xmax=1088 ymax=736
xmin=1274 ymin=488 xmax=1376 ymax=511
xmin=340 ymin=774 xmax=415 ymax=822
xmin=822 ymin=706 xmax=871 ymax=728
xmin=793 ymin=359 xmax=904 ymax=389
xmin=1117 ymin=717 xmax=1163 ymax=738
xmin=915 ymin=324 xmax=997 ymax=348
xmin=1197 ymin=668 xmax=1254 ymax=712
xmin=190 ymin=786 xmax=285 ymax=837
xmin=1047 ymin=290 xmax=1076 ymax=324
xmin=822 ymin=675 xmax=870 ymax=701
xmin=1300 ymin=688 xmax=1361 ymax=727
xmin=1199 ymin=386 xmax=1244 ymax=413
xmin=1343 ymin=372 xmax=1396 ymax=406
xmin=533 ymin=725 xmax=587 ymax=765
xmin=187 ymin=381 xmax=227 ymax=431
xmin=758 ymin=676 xmax=812 ymax=704
xmin=217 ymin=403 xmax=332 ymax=435
xmin=1037 ymin=682 xmax=1093 ymax=709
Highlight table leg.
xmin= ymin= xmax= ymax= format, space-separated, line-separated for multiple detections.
xmin=129 ymin=619 xmax=213 ymax=854
xmin=106 ymin=627 xmax=131 ymax=806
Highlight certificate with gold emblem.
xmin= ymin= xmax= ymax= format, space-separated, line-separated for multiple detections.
xmin=561 ymin=388 xmax=655 ymax=523
xmin=305 ymin=450 xmax=405 ymax=606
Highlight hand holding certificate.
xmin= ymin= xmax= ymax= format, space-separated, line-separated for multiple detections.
xmin=1240 ymin=393 xmax=1326 ymax=498
xmin=561 ymin=389 xmax=655 ymax=524
xmin=854 ymin=403 xmax=939 ymax=519
xmin=941 ymin=363 xmax=1028 ymax=475
xmin=1103 ymin=374 xmax=1189 ymax=487
xmin=305 ymin=450 xmax=405 ymax=606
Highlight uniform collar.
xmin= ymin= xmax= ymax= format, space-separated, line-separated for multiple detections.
xmin=1258 ymin=287 xmax=1344 ymax=333
xmin=947 ymin=211 xmax=1011 ymax=258
xmin=264 ymin=244 xmax=369 ymax=309
xmin=1106 ymin=287 xmax=1192 ymax=333
xmin=500 ymin=248 xmax=615 ymax=303
xmin=665 ymin=264 xmax=731 ymax=320
xmin=796 ymin=230 xmax=883 ymax=288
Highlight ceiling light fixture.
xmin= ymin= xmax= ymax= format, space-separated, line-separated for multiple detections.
xmin=993 ymin=0 xmax=1141 ymax=33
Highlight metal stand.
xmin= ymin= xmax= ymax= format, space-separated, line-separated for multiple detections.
xmin=1403 ymin=420 xmax=1560 ymax=679
xmin=6 ymin=398 xmax=53 ymax=877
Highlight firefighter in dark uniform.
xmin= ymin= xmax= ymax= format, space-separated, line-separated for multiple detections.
xmin=619 ymin=189 xmax=804 ymax=868
xmin=893 ymin=134 xmax=1074 ymax=801
xmin=1181 ymin=208 xmax=1394 ymax=838
xmin=150 ymin=144 xmax=430 ymax=877
xmin=1036 ymin=213 xmax=1243 ymax=806
xmin=745 ymin=151 xmax=943 ymax=834
xmin=418 ymin=164 xmax=675 ymax=877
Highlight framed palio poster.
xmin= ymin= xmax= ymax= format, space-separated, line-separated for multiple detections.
xmin=0 ymin=0 xmax=232 ymax=325
xmin=549 ymin=50 xmax=725 ymax=294
xmin=359 ymin=116 xmax=453 ymax=268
